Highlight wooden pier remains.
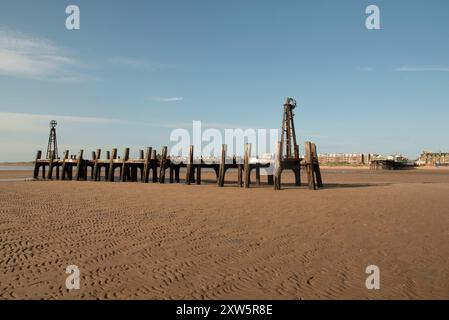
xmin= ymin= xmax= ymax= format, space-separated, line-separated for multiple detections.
xmin=369 ymin=159 xmax=411 ymax=170
xmin=33 ymin=141 xmax=323 ymax=190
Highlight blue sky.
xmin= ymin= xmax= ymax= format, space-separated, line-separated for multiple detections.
xmin=0 ymin=0 xmax=448 ymax=161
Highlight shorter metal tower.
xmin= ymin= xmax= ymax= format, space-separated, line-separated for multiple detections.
xmin=281 ymin=97 xmax=299 ymax=159
xmin=46 ymin=120 xmax=58 ymax=159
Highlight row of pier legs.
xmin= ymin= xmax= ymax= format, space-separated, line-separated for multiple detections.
xmin=33 ymin=142 xmax=323 ymax=190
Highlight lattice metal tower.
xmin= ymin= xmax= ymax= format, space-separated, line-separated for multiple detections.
xmin=46 ymin=120 xmax=58 ymax=159
xmin=281 ymin=97 xmax=299 ymax=159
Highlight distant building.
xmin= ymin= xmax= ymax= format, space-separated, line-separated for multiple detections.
xmin=417 ymin=151 xmax=449 ymax=166
xmin=318 ymin=153 xmax=372 ymax=165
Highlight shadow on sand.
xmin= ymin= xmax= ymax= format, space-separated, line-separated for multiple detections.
xmin=280 ymin=182 xmax=392 ymax=190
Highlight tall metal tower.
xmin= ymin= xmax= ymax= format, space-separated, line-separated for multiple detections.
xmin=46 ymin=120 xmax=58 ymax=159
xmin=281 ymin=97 xmax=299 ymax=159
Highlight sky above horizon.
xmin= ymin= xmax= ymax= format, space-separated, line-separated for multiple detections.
xmin=1 ymin=0 xmax=449 ymax=161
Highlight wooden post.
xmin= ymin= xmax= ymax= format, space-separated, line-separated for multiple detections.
xmin=52 ymin=152 xmax=59 ymax=180
xmin=93 ymin=149 xmax=101 ymax=181
xmin=68 ymin=161 xmax=73 ymax=180
xmin=56 ymin=159 xmax=60 ymax=180
xmin=175 ymin=167 xmax=180 ymax=183
xmin=186 ymin=145 xmax=193 ymax=185
xmin=142 ymin=147 xmax=152 ymax=183
xmin=83 ymin=159 xmax=89 ymax=181
xmin=152 ymin=149 xmax=158 ymax=182
xmin=255 ymin=166 xmax=261 ymax=186
xmin=293 ymin=168 xmax=301 ymax=186
xmin=42 ymin=161 xmax=46 ymax=179
xmin=75 ymin=149 xmax=84 ymax=181
xmin=159 ymin=146 xmax=167 ymax=183
xmin=61 ymin=150 xmax=69 ymax=180
xmin=218 ymin=144 xmax=227 ymax=187
xmin=33 ymin=150 xmax=42 ymax=179
xmin=196 ymin=159 xmax=201 ymax=185
xmin=238 ymin=164 xmax=243 ymax=187
xmin=312 ymin=143 xmax=323 ymax=188
xmin=211 ymin=167 xmax=218 ymax=179
xmin=169 ymin=165 xmax=174 ymax=183
xmin=244 ymin=143 xmax=251 ymax=188
xmin=305 ymin=142 xmax=316 ymax=190
xmin=131 ymin=167 xmax=137 ymax=182
xmin=274 ymin=141 xmax=282 ymax=190
xmin=121 ymin=148 xmax=130 ymax=182
xmin=90 ymin=151 xmax=96 ymax=179
xmin=108 ymin=148 xmax=117 ymax=182
xmin=48 ymin=151 xmax=55 ymax=180
xmin=136 ymin=150 xmax=143 ymax=182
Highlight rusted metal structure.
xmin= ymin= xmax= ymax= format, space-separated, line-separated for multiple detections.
xmin=273 ymin=97 xmax=323 ymax=189
xmin=46 ymin=120 xmax=58 ymax=160
xmin=281 ymin=97 xmax=299 ymax=159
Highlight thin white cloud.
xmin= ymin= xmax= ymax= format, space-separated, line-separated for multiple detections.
xmin=0 ymin=112 xmax=260 ymax=133
xmin=0 ymin=29 xmax=92 ymax=81
xmin=149 ymin=96 xmax=184 ymax=102
xmin=395 ymin=66 xmax=449 ymax=72
xmin=0 ymin=112 xmax=122 ymax=133
xmin=107 ymin=56 xmax=162 ymax=71
xmin=0 ymin=111 xmax=195 ymax=133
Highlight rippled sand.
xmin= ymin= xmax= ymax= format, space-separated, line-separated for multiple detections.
xmin=1 ymin=168 xmax=448 ymax=299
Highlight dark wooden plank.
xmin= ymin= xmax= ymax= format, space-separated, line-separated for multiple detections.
xmin=33 ymin=150 xmax=42 ymax=179
xmin=60 ymin=150 xmax=69 ymax=180
xmin=108 ymin=148 xmax=117 ymax=182
xmin=142 ymin=147 xmax=152 ymax=183
xmin=83 ymin=158 xmax=89 ymax=181
xmin=169 ymin=165 xmax=174 ymax=183
xmin=218 ymin=144 xmax=227 ymax=187
xmin=159 ymin=146 xmax=167 ymax=183
xmin=93 ymin=149 xmax=101 ymax=181
xmin=312 ymin=143 xmax=323 ymax=188
xmin=196 ymin=160 xmax=201 ymax=185
xmin=152 ymin=149 xmax=158 ymax=182
xmin=48 ymin=151 xmax=55 ymax=180
xmin=75 ymin=149 xmax=84 ymax=181
xmin=120 ymin=148 xmax=130 ymax=182
xmin=244 ymin=143 xmax=251 ymax=188
xmin=185 ymin=145 xmax=193 ymax=185
xmin=255 ymin=166 xmax=260 ymax=186
xmin=238 ymin=164 xmax=243 ymax=187
xmin=305 ymin=142 xmax=316 ymax=190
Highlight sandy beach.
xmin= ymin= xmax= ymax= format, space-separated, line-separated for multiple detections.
xmin=0 ymin=168 xmax=448 ymax=299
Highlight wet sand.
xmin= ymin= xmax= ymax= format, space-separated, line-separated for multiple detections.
xmin=0 ymin=168 xmax=448 ymax=299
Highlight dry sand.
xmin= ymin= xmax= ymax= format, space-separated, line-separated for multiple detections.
xmin=1 ymin=168 xmax=449 ymax=299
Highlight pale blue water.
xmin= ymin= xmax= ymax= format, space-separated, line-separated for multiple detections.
xmin=0 ymin=178 xmax=33 ymax=182
xmin=0 ymin=166 xmax=34 ymax=171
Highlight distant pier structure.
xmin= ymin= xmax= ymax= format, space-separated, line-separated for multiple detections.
xmin=33 ymin=98 xmax=323 ymax=190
